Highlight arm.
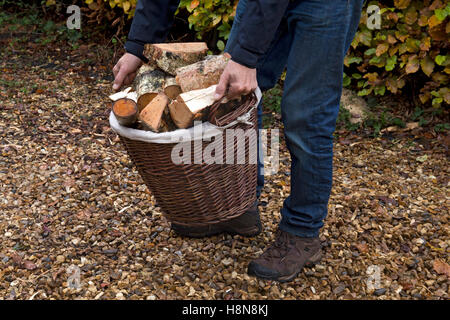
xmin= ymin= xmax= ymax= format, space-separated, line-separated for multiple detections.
xmin=113 ymin=0 xmax=180 ymax=91
xmin=226 ymin=0 xmax=290 ymax=69
xmin=216 ymin=0 xmax=290 ymax=99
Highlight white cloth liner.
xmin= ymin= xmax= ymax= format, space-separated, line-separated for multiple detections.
xmin=109 ymin=87 xmax=262 ymax=144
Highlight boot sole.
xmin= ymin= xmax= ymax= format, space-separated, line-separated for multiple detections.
xmin=172 ymin=207 xmax=262 ymax=238
xmin=248 ymin=250 xmax=322 ymax=283
xmin=172 ymin=223 xmax=262 ymax=238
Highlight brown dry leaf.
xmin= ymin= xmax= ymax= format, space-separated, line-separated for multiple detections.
xmin=23 ymin=260 xmax=37 ymax=270
xmin=432 ymin=260 xmax=450 ymax=278
xmin=76 ymin=209 xmax=92 ymax=220
xmin=355 ymin=243 xmax=369 ymax=253
xmin=405 ymin=122 xmax=419 ymax=130
xmin=63 ymin=178 xmax=75 ymax=187
xmin=69 ymin=128 xmax=82 ymax=134
xmin=11 ymin=253 xmax=23 ymax=266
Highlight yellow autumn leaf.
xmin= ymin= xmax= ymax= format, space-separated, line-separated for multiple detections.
xmin=363 ymin=72 xmax=378 ymax=83
xmin=212 ymin=15 xmax=222 ymax=26
xmin=404 ymin=8 xmax=418 ymax=25
xmin=389 ymin=45 xmax=399 ymax=57
xmin=419 ymin=92 xmax=430 ymax=104
xmin=122 ymin=1 xmax=131 ymax=13
xmin=46 ymin=0 xmax=56 ymax=5
xmin=394 ymin=0 xmax=411 ymax=9
xmin=387 ymin=34 xmax=397 ymax=44
xmin=428 ymin=15 xmax=442 ymax=29
xmin=376 ymin=43 xmax=389 ymax=57
xmin=420 ymin=37 xmax=431 ymax=51
xmin=418 ymin=14 xmax=429 ymax=27
xmin=420 ymin=55 xmax=435 ymax=77
xmin=405 ymin=54 xmax=420 ymax=74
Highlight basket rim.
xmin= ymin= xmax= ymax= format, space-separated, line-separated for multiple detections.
xmin=109 ymin=87 xmax=262 ymax=144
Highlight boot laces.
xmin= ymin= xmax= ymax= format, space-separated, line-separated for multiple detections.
xmin=264 ymin=230 xmax=293 ymax=259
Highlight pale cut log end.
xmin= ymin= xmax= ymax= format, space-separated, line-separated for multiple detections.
xmin=164 ymin=85 xmax=182 ymax=100
xmin=137 ymin=92 xmax=158 ymax=112
xmin=168 ymin=98 xmax=195 ymax=129
xmin=135 ymin=66 xmax=165 ymax=111
xmin=139 ymin=92 xmax=170 ymax=132
xmin=163 ymin=76 xmax=182 ymax=100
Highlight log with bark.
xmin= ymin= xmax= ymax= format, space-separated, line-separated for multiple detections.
xmin=175 ymin=54 xmax=230 ymax=92
xmin=143 ymin=42 xmax=208 ymax=75
xmin=134 ymin=64 xmax=165 ymax=112
xmin=138 ymin=92 xmax=176 ymax=132
xmin=169 ymin=85 xmax=229 ymax=129
xmin=112 ymin=98 xmax=138 ymax=127
xmin=163 ymin=75 xmax=182 ymax=100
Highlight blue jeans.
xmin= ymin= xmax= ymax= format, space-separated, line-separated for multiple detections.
xmin=226 ymin=0 xmax=364 ymax=238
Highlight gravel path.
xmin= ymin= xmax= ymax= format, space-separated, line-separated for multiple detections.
xmin=0 ymin=35 xmax=448 ymax=300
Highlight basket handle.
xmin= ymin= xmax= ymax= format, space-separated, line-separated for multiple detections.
xmin=207 ymin=92 xmax=257 ymax=127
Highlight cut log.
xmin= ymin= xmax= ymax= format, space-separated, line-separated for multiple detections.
xmin=109 ymin=87 xmax=132 ymax=101
xmin=138 ymin=92 xmax=172 ymax=132
xmin=112 ymin=98 xmax=138 ymax=127
xmin=143 ymin=42 xmax=208 ymax=75
xmin=161 ymin=106 xmax=177 ymax=132
xmin=163 ymin=76 xmax=182 ymax=100
xmin=169 ymin=85 xmax=226 ymax=129
xmin=134 ymin=64 xmax=165 ymax=112
xmin=175 ymin=54 xmax=230 ymax=92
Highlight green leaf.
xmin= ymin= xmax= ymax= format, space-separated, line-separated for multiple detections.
xmin=405 ymin=38 xmax=420 ymax=53
xmin=364 ymin=48 xmax=376 ymax=56
xmin=435 ymin=55 xmax=447 ymax=66
xmin=385 ymin=55 xmax=397 ymax=71
xmin=346 ymin=56 xmax=363 ymax=65
xmin=434 ymin=9 xmax=448 ymax=21
xmin=216 ymin=40 xmax=225 ymax=51
xmin=432 ymin=97 xmax=443 ymax=106
xmin=358 ymin=88 xmax=372 ymax=96
xmin=343 ymin=73 xmax=351 ymax=87
xmin=374 ymin=85 xmax=386 ymax=96
xmin=369 ymin=55 xmax=385 ymax=67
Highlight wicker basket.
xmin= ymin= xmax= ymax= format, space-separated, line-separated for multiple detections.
xmin=116 ymin=93 xmax=258 ymax=226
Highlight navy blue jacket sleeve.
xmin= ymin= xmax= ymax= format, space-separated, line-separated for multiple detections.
xmin=125 ymin=0 xmax=180 ymax=62
xmin=226 ymin=0 xmax=290 ymax=68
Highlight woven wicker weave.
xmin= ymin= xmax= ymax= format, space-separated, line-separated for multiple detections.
xmin=119 ymin=93 xmax=258 ymax=226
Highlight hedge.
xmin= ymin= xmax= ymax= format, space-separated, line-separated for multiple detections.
xmin=48 ymin=0 xmax=449 ymax=108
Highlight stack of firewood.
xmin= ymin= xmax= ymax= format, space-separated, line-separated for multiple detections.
xmin=112 ymin=42 xmax=234 ymax=132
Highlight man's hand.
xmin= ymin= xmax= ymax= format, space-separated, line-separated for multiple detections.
xmin=112 ymin=53 xmax=144 ymax=91
xmin=214 ymin=60 xmax=257 ymax=101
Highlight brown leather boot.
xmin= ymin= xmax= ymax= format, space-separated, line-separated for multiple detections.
xmin=171 ymin=202 xmax=262 ymax=238
xmin=247 ymin=229 xmax=322 ymax=282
